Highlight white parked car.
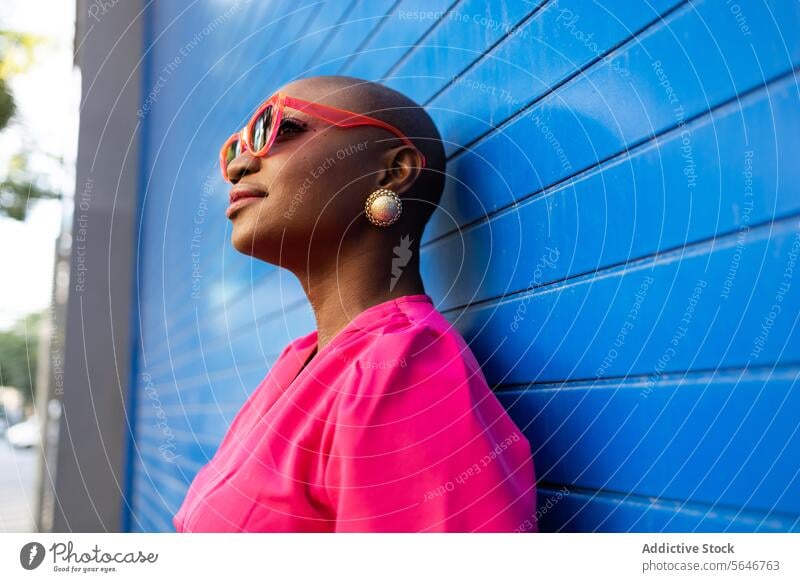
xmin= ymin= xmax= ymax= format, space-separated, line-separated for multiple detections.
xmin=6 ymin=416 xmax=41 ymax=448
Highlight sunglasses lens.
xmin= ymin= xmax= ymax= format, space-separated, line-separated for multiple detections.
xmin=227 ymin=138 xmax=242 ymax=164
xmin=223 ymin=137 xmax=242 ymax=178
xmin=250 ymin=104 xmax=273 ymax=153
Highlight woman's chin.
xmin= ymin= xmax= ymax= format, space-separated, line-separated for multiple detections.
xmin=230 ymin=227 xmax=280 ymax=264
xmin=230 ymin=224 xmax=260 ymax=257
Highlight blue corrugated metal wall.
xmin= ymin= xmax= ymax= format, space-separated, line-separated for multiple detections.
xmin=126 ymin=0 xmax=800 ymax=532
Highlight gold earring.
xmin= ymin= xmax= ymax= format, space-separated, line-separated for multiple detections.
xmin=365 ymin=188 xmax=402 ymax=226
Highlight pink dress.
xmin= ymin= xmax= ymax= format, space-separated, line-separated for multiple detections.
xmin=172 ymin=294 xmax=537 ymax=532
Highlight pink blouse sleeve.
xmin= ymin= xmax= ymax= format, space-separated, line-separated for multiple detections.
xmin=323 ymin=324 xmax=537 ymax=532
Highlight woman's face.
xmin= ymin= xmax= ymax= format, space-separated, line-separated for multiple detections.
xmin=224 ymin=84 xmax=385 ymax=268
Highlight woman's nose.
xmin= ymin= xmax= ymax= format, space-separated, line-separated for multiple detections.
xmin=226 ymin=150 xmax=262 ymax=184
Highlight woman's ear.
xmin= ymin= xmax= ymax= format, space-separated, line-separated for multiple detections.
xmin=377 ymin=145 xmax=423 ymax=195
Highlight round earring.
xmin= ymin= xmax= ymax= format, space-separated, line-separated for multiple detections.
xmin=364 ymin=188 xmax=402 ymax=226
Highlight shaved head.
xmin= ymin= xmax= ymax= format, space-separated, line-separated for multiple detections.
xmin=278 ymin=75 xmax=447 ymax=233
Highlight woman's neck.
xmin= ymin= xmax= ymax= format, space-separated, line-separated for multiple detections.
xmin=296 ymin=239 xmax=425 ymax=352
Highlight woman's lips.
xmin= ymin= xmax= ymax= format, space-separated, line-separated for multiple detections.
xmin=227 ymin=185 xmax=267 ymax=218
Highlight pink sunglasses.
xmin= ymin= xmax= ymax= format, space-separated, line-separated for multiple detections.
xmin=220 ymin=91 xmax=426 ymax=182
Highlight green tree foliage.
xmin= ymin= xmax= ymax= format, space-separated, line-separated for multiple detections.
xmin=0 ymin=312 xmax=42 ymax=406
xmin=0 ymin=29 xmax=41 ymax=132
xmin=0 ymin=30 xmax=61 ymax=221
xmin=0 ymin=77 xmax=13 ymax=129
xmin=0 ymin=152 xmax=60 ymax=220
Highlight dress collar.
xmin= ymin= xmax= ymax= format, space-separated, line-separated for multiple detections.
xmin=288 ymin=293 xmax=433 ymax=374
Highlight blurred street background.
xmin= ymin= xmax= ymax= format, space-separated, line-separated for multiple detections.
xmin=0 ymin=0 xmax=78 ymax=532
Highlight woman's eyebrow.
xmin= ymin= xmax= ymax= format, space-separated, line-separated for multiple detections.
xmin=283 ymin=108 xmax=312 ymax=123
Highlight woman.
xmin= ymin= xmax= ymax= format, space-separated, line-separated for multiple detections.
xmin=172 ymin=75 xmax=537 ymax=532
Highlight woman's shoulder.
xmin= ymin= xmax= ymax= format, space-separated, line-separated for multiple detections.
xmin=357 ymin=296 xmax=472 ymax=358
xmin=341 ymin=298 xmax=487 ymax=398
